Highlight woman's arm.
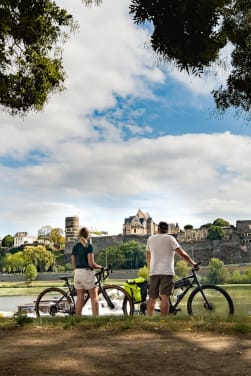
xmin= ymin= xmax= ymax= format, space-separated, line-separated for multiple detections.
xmin=88 ymin=253 xmax=102 ymax=269
xmin=71 ymin=254 xmax=77 ymax=268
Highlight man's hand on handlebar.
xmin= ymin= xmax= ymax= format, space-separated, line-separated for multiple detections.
xmin=192 ymin=262 xmax=200 ymax=271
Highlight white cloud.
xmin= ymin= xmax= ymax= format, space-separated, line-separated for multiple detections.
xmin=1 ymin=131 xmax=251 ymax=236
xmin=0 ymin=1 xmax=250 ymax=238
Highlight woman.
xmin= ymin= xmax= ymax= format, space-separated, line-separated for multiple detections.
xmin=71 ymin=227 xmax=103 ymax=316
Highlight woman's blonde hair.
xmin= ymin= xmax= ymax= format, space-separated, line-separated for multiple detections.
xmin=79 ymin=227 xmax=89 ymax=247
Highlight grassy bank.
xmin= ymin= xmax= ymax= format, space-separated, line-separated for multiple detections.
xmin=0 ymin=279 xmax=120 ymax=296
xmin=0 ymin=280 xmax=65 ymax=296
xmin=0 ymin=314 xmax=251 ymax=335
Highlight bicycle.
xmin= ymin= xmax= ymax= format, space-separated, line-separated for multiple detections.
xmin=35 ymin=264 xmax=134 ymax=317
xmin=138 ymin=263 xmax=234 ymax=319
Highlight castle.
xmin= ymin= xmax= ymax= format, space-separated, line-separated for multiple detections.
xmin=123 ymin=208 xmax=180 ymax=236
xmin=64 ymin=212 xmax=251 ymax=265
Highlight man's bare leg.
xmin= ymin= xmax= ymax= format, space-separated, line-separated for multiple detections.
xmin=147 ymin=297 xmax=156 ymax=316
xmin=159 ymin=294 xmax=169 ymax=315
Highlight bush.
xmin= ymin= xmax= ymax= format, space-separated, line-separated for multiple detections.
xmin=207 ymin=258 xmax=229 ymax=284
xmin=24 ymin=264 xmax=38 ymax=282
xmin=175 ymin=260 xmax=190 ymax=278
xmin=137 ymin=265 xmax=149 ymax=280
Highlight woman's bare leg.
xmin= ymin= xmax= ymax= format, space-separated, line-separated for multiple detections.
xmin=76 ymin=289 xmax=86 ymax=316
xmin=89 ymin=287 xmax=99 ymax=316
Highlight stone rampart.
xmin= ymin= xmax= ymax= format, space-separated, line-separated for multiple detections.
xmin=65 ymin=235 xmax=251 ymax=265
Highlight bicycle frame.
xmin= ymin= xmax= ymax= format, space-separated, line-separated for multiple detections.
xmin=171 ymin=269 xmax=200 ymax=313
xmin=83 ymin=265 xmax=117 ymax=309
xmin=171 ymin=267 xmax=226 ymax=314
xmin=63 ymin=264 xmax=118 ymax=312
xmin=36 ymin=264 xmax=134 ymax=317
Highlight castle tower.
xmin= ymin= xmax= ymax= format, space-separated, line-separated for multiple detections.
xmin=65 ymin=216 xmax=79 ymax=242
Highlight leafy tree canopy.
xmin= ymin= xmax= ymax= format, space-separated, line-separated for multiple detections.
xmin=207 ymin=225 xmax=225 ymax=240
xmin=184 ymin=224 xmax=194 ymax=230
xmin=49 ymin=228 xmax=65 ymax=248
xmin=24 ymin=263 xmax=38 ymax=281
xmin=213 ymin=218 xmax=230 ymax=227
xmin=207 ymin=257 xmax=228 ymax=283
xmin=23 ymin=245 xmax=56 ymax=271
xmin=129 ymin=0 xmax=251 ymax=119
xmin=0 ymin=0 xmax=76 ymax=115
xmin=1 ymin=234 xmax=14 ymax=248
xmin=96 ymin=240 xmax=146 ymax=269
xmin=1 ymin=0 xmax=250 ymax=118
xmin=175 ymin=259 xmax=190 ymax=278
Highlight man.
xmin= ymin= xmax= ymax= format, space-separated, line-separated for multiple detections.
xmin=146 ymin=221 xmax=198 ymax=316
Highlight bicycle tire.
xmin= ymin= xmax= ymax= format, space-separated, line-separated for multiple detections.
xmin=81 ymin=285 xmax=134 ymax=316
xmin=35 ymin=287 xmax=74 ymax=318
xmin=187 ymin=284 xmax=234 ymax=319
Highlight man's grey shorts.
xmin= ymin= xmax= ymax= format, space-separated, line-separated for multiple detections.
xmin=148 ymin=275 xmax=174 ymax=299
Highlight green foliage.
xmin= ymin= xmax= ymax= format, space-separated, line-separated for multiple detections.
xmin=24 ymin=263 xmax=38 ymax=281
xmin=207 ymin=225 xmax=225 ymax=240
xmin=137 ymin=265 xmax=149 ymax=280
xmin=207 ymin=257 xmax=229 ymax=283
xmin=23 ymin=245 xmax=56 ymax=272
xmin=226 ymin=268 xmax=251 ymax=284
xmin=2 ymin=251 xmax=25 ymax=273
xmin=1 ymin=0 xmax=249 ymax=117
xmin=49 ymin=228 xmax=65 ymax=249
xmin=184 ymin=224 xmax=193 ymax=230
xmin=213 ymin=218 xmax=230 ymax=227
xmin=212 ymin=0 xmax=251 ymax=117
xmin=175 ymin=260 xmax=190 ymax=278
xmin=130 ymin=0 xmax=228 ymax=73
xmin=200 ymin=223 xmax=212 ymax=229
xmin=1 ymin=235 xmax=14 ymax=248
xmin=13 ymin=313 xmax=33 ymax=326
xmin=0 ymin=0 xmax=76 ymax=115
xmin=96 ymin=240 xmax=146 ymax=269
xmin=129 ymin=0 xmax=251 ymax=118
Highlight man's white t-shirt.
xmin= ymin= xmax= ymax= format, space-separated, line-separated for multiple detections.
xmin=146 ymin=233 xmax=180 ymax=276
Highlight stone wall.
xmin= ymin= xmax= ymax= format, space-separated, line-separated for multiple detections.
xmin=65 ymin=234 xmax=251 ymax=265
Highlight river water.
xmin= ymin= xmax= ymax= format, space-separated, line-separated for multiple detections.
xmin=0 ymin=295 xmax=37 ymax=314
xmin=0 ymin=286 xmax=250 ymax=317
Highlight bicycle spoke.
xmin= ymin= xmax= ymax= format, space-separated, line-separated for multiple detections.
xmin=36 ymin=288 xmax=74 ymax=317
xmin=187 ymin=285 xmax=234 ymax=319
xmin=98 ymin=286 xmax=134 ymax=316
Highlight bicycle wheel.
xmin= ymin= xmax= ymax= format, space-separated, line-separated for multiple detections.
xmin=187 ymin=285 xmax=234 ymax=319
xmin=97 ymin=285 xmax=134 ymax=316
xmin=35 ymin=287 xmax=74 ymax=318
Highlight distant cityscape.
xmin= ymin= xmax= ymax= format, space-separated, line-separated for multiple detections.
xmin=1 ymin=209 xmax=251 ymax=250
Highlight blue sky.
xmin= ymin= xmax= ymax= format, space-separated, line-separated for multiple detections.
xmin=0 ymin=0 xmax=250 ymax=238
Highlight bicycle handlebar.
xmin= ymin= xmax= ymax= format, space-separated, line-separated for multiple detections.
xmin=192 ymin=261 xmax=201 ymax=272
xmin=95 ymin=263 xmax=112 ymax=283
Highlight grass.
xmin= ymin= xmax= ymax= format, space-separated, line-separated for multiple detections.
xmin=0 ymin=279 xmax=121 ymax=296
xmin=0 ymin=281 xmax=66 ymax=296
xmin=1 ymin=279 xmax=251 ymax=336
xmin=0 ymin=313 xmax=250 ymax=335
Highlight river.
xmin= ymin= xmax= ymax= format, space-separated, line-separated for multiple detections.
xmin=0 ymin=295 xmax=38 ymax=314
xmin=0 ymin=285 xmax=250 ymax=317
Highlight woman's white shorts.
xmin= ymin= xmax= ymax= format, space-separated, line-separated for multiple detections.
xmin=74 ymin=269 xmax=96 ymax=290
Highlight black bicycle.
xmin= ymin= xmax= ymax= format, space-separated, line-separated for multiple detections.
xmin=35 ymin=264 xmax=134 ymax=317
xmin=139 ymin=263 xmax=234 ymax=319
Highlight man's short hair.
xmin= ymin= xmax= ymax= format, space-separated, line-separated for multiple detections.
xmin=158 ymin=221 xmax=169 ymax=232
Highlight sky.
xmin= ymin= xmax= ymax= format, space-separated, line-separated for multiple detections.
xmin=0 ymin=0 xmax=251 ymax=238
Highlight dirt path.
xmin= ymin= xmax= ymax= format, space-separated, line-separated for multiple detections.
xmin=0 ymin=327 xmax=250 ymax=376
